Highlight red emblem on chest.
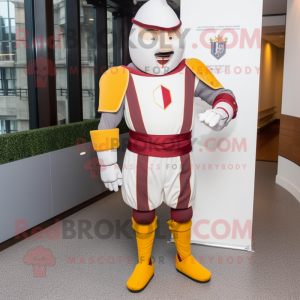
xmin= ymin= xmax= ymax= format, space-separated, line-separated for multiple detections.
xmin=153 ymin=85 xmax=172 ymax=110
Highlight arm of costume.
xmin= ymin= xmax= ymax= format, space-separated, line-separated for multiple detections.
xmin=90 ymin=66 xmax=129 ymax=167
xmin=186 ymin=58 xmax=238 ymax=122
xmin=94 ymin=101 xmax=125 ymax=166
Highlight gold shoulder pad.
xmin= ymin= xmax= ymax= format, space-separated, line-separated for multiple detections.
xmin=186 ymin=58 xmax=223 ymax=90
xmin=98 ymin=66 xmax=130 ymax=113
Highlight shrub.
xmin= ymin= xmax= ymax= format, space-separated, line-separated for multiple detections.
xmin=0 ymin=118 xmax=129 ymax=165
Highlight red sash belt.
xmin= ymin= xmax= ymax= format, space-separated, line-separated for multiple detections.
xmin=127 ymin=130 xmax=192 ymax=158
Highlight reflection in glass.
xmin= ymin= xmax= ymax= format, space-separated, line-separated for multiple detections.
xmin=0 ymin=0 xmax=29 ymax=134
xmin=107 ymin=11 xmax=114 ymax=68
xmin=80 ymin=0 xmax=95 ymax=120
xmin=53 ymin=0 xmax=68 ymax=124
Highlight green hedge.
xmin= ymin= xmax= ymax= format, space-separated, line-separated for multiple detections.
xmin=0 ymin=118 xmax=129 ymax=165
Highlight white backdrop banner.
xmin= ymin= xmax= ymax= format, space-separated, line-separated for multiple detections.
xmin=181 ymin=0 xmax=263 ymax=250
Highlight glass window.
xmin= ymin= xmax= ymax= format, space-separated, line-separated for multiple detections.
xmin=0 ymin=68 xmax=16 ymax=95
xmin=1 ymin=41 xmax=9 ymax=55
xmin=0 ymin=19 xmax=10 ymax=41
xmin=10 ymin=19 xmax=15 ymax=35
xmin=5 ymin=68 xmax=11 ymax=79
xmin=53 ymin=0 xmax=68 ymax=124
xmin=79 ymin=0 xmax=95 ymax=120
xmin=11 ymin=41 xmax=15 ymax=56
xmin=0 ymin=0 xmax=29 ymax=134
xmin=9 ymin=2 xmax=15 ymax=18
xmin=0 ymin=119 xmax=17 ymax=134
xmin=0 ymin=2 xmax=9 ymax=18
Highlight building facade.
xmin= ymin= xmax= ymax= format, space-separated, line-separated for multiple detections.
xmin=0 ymin=0 xmax=116 ymax=134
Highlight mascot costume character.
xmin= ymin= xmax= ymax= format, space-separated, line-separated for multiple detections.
xmin=90 ymin=0 xmax=238 ymax=292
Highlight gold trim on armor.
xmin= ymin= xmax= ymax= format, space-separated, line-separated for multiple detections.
xmin=186 ymin=58 xmax=223 ymax=90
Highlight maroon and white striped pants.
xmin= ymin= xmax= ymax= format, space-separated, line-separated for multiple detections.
xmin=121 ymin=150 xmax=196 ymax=211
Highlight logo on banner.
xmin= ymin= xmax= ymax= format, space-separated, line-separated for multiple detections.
xmin=210 ymin=35 xmax=228 ymax=60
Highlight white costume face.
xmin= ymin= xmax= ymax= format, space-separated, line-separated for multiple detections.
xmin=129 ymin=24 xmax=185 ymax=75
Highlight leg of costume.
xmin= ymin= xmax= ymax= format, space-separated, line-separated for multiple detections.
xmin=132 ymin=209 xmax=156 ymax=224
xmin=171 ymin=207 xmax=193 ymax=223
xmin=168 ymin=207 xmax=211 ymax=283
xmin=123 ymin=149 xmax=211 ymax=287
xmin=126 ymin=214 xmax=157 ymax=292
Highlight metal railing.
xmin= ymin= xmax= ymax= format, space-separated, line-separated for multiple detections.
xmin=57 ymin=89 xmax=94 ymax=98
xmin=0 ymin=88 xmax=28 ymax=99
xmin=0 ymin=53 xmax=17 ymax=62
xmin=0 ymin=88 xmax=94 ymax=100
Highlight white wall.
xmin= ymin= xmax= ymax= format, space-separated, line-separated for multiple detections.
xmin=276 ymin=0 xmax=300 ymax=203
xmin=280 ymin=0 xmax=300 ymax=118
xmin=277 ymin=157 xmax=300 ymax=201
xmin=258 ymin=39 xmax=284 ymax=119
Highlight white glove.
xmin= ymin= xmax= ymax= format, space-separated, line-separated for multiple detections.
xmin=97 ymin=149 xmax=122 ymax=192
xmin=198 ymin=102 xmax=234 ymax=131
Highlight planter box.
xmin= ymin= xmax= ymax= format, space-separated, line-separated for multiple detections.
xmin=0 ymin=133 xmax=129 ymax=244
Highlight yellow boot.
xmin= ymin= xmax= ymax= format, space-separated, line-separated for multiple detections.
xmin=168 ymin=219 xmax=211 ymax=283
xmin=126 ymin=216 xmax=157 ymax=292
